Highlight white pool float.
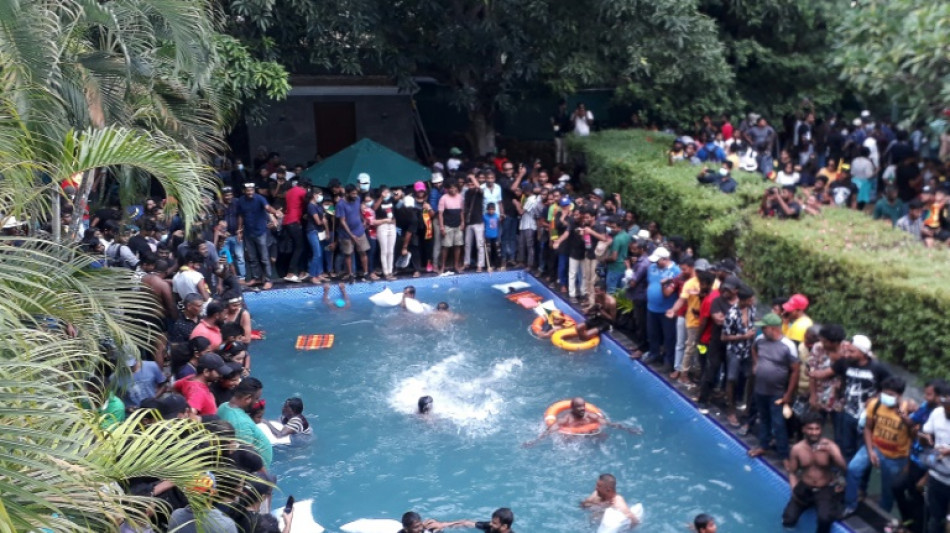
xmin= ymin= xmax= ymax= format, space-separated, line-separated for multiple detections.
xmin=275 ymin=499 xmax=324 ymax=533
xmin=404 ymin=297 xmax=433 ymax=315
xmin=597 ymin=505 xmax=644 ymax=533
xmin=257 ymin=421 xmax=291 ymax=446
xmin=492 ymin=281 xmax=530 ymax=293
xmin=369 ymin=287 xmax=403 ymax=307
xmin=339 ymin=518 xmax=402 ymax=533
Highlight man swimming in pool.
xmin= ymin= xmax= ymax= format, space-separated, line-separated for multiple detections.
xmin=418 ymin=396 xmax=433 ymax=414
xmin=322 ymin=282 xmax=350 ymax=309
xmin=580 ymin=473 xmax=641 ymax=528
xmin=575 ymin=282 xmax=616 ymax=342
xmin=523 ymin=397 xmax=642 ymax=447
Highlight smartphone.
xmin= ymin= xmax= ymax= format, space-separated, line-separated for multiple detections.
xmin=284 ymin=495 xmax=294 ymax=514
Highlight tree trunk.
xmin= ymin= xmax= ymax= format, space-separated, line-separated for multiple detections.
xmin=467 ymin=108 xmax=496 ymax=157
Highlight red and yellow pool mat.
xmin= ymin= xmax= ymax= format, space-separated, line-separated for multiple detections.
xmin=295 ymin=334 xmax=335 ymax=350
xmin=505 ymin=291 xmax=544 ymax=308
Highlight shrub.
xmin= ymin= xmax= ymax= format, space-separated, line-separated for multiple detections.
xmin=576 ymin=130 xmax=950 ymax=379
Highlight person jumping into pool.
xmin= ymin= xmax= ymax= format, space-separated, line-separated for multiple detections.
xmin=418 ymin=396 xmax=434 ymax=415
xmin=524 ymin=397 xmax=641 ymax=446
xmin=322 ymin=281 xmax=350 ymax=309
xmin=575 ymin=282 xmax=617 ymax=342
xmin=580 ymin=473 xmax=641 ymax=528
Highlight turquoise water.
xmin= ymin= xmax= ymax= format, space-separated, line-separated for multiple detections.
xmin=246 ymin=273 xmax=841 ymax=532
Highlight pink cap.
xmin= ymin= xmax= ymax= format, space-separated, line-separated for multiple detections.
xmin=782 ymin=293 xmax=809 ymax=312
xmin=413 ymin=181 xmax=426 ymax=192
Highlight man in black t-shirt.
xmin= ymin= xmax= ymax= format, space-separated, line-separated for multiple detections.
xmin=462 ymin=174 xmax=486 ymax=271
xmin=696 ymin=275 xmax=742 ymax=412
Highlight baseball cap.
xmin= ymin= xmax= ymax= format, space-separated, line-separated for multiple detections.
xmin=449 ymin=147 xmax=462 ymax=156
xmin=636 ymin=229 xmax=651 ymax=240
xmin=413 ymin=181 xmax=426 ymax=192
xmin=558 ymin=174 xmax=571 ymax=183
xmin=648 ymin=246 xmax=670 ymax=262
xmin=694 ymin=258 xmax=712 ymax=272
xmin=922 ymin=185 xmax=933 ymax=194
xmin=852 ymin=334 xmax=872 ymax=356
xmin=219 ymin=362 xmax=243 ymax=378
xmin=197 ymin=353 xmax=229 ymax=374
xmin=720 ymin=275 xmax=742 ymax=291
xmin=357 ymin=173 xmax=371 ymax=184
xmin=558 ymin=196 xmax=572 ymax=207
xmin=715 ymin=258 xmax=739 ymax=274
xmin=783 ymin=293 xmax=809 ymax=312
xmin=592 ymin=188 xmax=605 ymax=199
xmin=431 ymin=172 xmax=444 ymax=184
xmin=755 ymin=312 xmax=783 ymax=327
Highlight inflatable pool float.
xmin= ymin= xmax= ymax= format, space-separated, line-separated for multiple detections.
xmin=369 ymin=287 xmax=402 ymax=307
xmin=596 ymin=505 xmax=644 ymax=533
xmin=551 ymin=327 xmax=600 ymax=351
xmin=531 ymin=315 xmax=575 ymax=336
xmin=340 ymin=518 xmax=403 ymax=533
xmin=257 ymin=421 xmax=291 ymax=446
xmin=544 ymin=400 xmax=604 ymax=435
xmin=275 ymin=498 xmax=324 ymax=533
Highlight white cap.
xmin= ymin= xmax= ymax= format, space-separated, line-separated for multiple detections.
xmin=636 ymin=229 xmax=651 ymax=240
xmin=431 ymin=172 xmax=444 ymax=184
xmin=852 ymin=334 xmax=872 ymax=356
xmin=558 ymin=174 xmax=571 ymax=183
xmin=860 ymin=110 xmax=871 ymax=118
xmin=402 ymin=196 xmax=416 ymax=208
xmin=1 ymin=215 xmax=23 ymax=229
xmin=852 ymin=118 xmax=862 ymax=127
xmin=357 ymin=173 xmax=371 ymax=184
xmin=648 ymin=246 xmax=670 ymax=262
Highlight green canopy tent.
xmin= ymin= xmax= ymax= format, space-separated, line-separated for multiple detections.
xmin=299 ymin=138 xmax=431 ymax=189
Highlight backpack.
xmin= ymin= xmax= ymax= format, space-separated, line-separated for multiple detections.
xmin=105 ymin=243 xmax=136 ymax=269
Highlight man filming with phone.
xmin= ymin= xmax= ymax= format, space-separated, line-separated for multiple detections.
xmin=760 ymin=185 xmax=802 ymax=219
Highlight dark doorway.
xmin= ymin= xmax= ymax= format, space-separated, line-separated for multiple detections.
xmin=314 ymin=102 xmax=356 ymax=158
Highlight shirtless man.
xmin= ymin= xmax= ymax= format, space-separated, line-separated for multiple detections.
xmin=782 ymin=411 xmax=847 ymax=533
xmin=535 ymin=310 xmax=569 ymax=339
xmin=141 ymin=257 xmax=176 ymax=365
xmin=575 ymin=282 xmax=616 ymax=341
xmin=580 ymin=473 xmax=640 ymax=528
xmin=524 ymin=397 xmax=641 ymax=446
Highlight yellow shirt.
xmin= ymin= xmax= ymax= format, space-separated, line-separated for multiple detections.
xmin=782 ymin=315 xmax=813 ymax=344
xmin=681 ymin=277 xmax=718 ymax=329
xmin=866 ymin=397 xmax=912 ymax=459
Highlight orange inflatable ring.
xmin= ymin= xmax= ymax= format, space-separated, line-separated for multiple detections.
xmin=551 ymin=327 xmax=600 ymax=351
xmin=531 ymin=315 xmax=575 ymax=336
xmin=543 ymin=400 xmax=605 ymax=435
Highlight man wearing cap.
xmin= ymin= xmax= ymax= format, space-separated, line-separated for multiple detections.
xmin=447 ymin=147 xmax=463 ymax=171
xmin=825 ymin=334 xmax=891 ymax=459
xmin=644 ymin=246 xmax=681 ymax=370
xmin=780 ymin=294 xmax=813 ymax=346
xmin=747 ymin=313 xmax=801 ymax=459
xmin=173 ymin=353 xmax=230 ymax=416
xmin=357 ymin=172 xmax=371 ymax=192
xmin=190 ymin=299 xmax=226 ymax=347
xmin=237 ymin=182 xmax=283 ymax=290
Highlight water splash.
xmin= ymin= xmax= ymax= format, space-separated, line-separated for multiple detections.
xmin=388 ymin=353 xmax=523 ymax=436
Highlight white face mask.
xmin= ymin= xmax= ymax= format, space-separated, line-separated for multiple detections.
xmin=315 ymin=195 xmax=323 ymax=203
xmin=383 ymin=193 xmax=391 ymax=200
xmin=719 ymin=168 xmax=729 ymax=176
xmin=237 ymin=164 xmax=244 ymax=170
xmin=880 ymin=393 xmax=897 ymax=408
xmin=359 ymin=183 xmax=370 ymax=192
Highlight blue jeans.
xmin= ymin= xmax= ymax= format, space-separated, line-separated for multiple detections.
xmin=605 ymin=270 xmax=624 ymax=292
xmin=755 ymin=393 xmax=790 ymax=458
xmin=500 ymin=216 xmax=518 ymax=262
xmin=834 ymin=411 xmax=861 ymax=460
xmin=557 ymin=254 xmax=569 ymax=288
xmin=646 ymin=310 xmax=676 ymax=367
xmin=306 ymin=230 xmax=324 ymax=277
xmin=673 ymin=316 xmax=687 ymax=371
xmin=224 ymin=235 xmax=246 ymax=277
xmin=757 ymin=153 xmax=773 ymax=179
xmin=845 ymin=446 xmax=906 ymax=511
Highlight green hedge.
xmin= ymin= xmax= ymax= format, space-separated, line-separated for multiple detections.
xmin=575 ymin=130 xmax=950 ymax=379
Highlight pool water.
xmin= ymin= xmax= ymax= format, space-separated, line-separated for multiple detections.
xmin=246 ymin=272 xmax=845 ymax=533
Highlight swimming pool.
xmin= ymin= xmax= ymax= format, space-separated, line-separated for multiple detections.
xmin=246 ymin=272 xmax=849 ymax=532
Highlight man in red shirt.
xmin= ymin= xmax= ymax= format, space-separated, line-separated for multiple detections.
xmin=281 ymin=179 xmax=310 ymax=282
xmin=173 ymin=353 xmax=230 ymax=415
xmin=190 ymin=300 xmax=225 ymax=347
xmin=721 ymin=113 xmax=734 ymax=141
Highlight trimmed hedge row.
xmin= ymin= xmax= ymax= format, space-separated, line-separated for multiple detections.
xmin=575 ymin=130 xmax=950 ymax=379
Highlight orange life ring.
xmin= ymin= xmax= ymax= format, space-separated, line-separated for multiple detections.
xmin=531 ymin=315 xmax=575 ymax=336
xmin=543 ymin=400 xmax=605 ymax=435
xmin=551 ymin=327 xmax=600 ymax=351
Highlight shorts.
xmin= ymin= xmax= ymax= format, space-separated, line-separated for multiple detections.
xmin=584 ymin=316 xmax=612 ymax=332
xmin=340 ymin=233 xmax=370 ymax=255
xmin=443 ymin=226 xmax=463 ymax=247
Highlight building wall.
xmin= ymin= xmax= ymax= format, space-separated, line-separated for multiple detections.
xmin=246 ymin=94 xmax=415 ymax=167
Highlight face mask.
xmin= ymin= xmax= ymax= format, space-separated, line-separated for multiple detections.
xmin=606 ymin=227 xmax=613 ymax=235
xmin=315 ymin=195 xmax=323 ymax=203
xmin=237 ymin=164 xmax=244 ymax=170
xmin=880 ymin=393 xmax=897 ymax=408
xmin=719 ymin=168 xmax=728 ymax=176
xmin=364 ymin=200 xmax=373 ymax=206
xmin=383 ymin=193 xmax=391 ymax=200
xmin=359 ymin=183 xmax=370 ymax=192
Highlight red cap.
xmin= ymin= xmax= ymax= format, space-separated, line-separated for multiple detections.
xmin=782 ymin=294 xmax=809 ymax=312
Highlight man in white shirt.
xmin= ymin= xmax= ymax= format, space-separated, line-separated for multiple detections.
xmin=517 ymin=185 xmax=541 ymax=267
xmin=572 ymin=103 xmax=594 ymax=137
xmin=922 ymin=382 xmax=950 ymax=533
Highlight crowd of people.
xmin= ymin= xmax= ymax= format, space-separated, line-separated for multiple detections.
xmin=5 ymin=103 xmax=947 ymax=533
xmin=671 ymin=111 xmax=950 ymax=245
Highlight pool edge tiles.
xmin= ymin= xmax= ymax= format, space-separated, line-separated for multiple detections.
xmin=243 ymin=270 xmax=854 ymax=533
